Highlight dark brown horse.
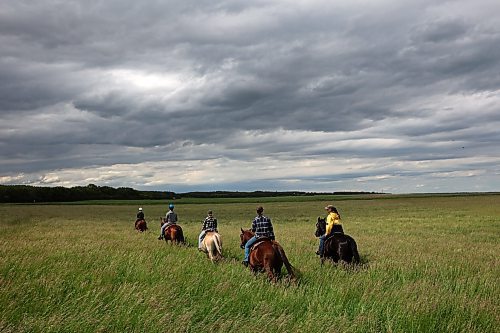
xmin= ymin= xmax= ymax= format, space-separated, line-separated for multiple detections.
xmin=315 ymin=217 xmax=360 ymax=265
xmin=135 ymin=219 xmax=148 ymax=232
xmin=160 ymin=218 xmax=185 ymax=244
xmin=240 ymin=229 xmax=295 ymax=281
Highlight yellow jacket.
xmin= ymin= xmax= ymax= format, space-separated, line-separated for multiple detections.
xmin=325 ymin=212 xmax=341 ymax=235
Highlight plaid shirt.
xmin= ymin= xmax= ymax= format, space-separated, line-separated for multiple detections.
xmin=252 ymin=215 xmax=275 ymax=239
xmin=202 ymin=216 xmax=218 ymax=231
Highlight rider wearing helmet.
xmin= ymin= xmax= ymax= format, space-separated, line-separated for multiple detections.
xmin=136 ymin=207 xmax=145 ymax=221
xmin=158 ymin=203 xmax=178 ymax=240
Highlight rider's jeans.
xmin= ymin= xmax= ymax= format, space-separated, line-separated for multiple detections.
xmin=318 ymin=235 xmax=326 ymax=255
xmin=198 ymin=230 xmax=207 ymax=248
xmin=244 ymin=236 xmax=258 ymax=262
xmin=160 ymin=223 xmax=171 ymax=237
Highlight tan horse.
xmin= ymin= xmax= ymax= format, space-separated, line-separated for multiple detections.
xmin=200 ymin=231 xmax=223 ymax=262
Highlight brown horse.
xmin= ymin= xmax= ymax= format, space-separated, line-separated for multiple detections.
xmin=135 ymin=219 xmax=148 ymax=232
xmin=240 ymin=229 xmax=295 ymax=281
xmin=160 ymin=217 xmax=185 ymax=244
xmin=200 ymin=231 xmax=223 ymax=262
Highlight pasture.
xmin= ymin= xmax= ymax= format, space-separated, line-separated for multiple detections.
xmin=1 ymin=194 xmax=499 ymax=332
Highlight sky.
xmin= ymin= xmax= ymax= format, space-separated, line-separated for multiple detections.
xmin=1 ymin=0 xmax=500 ymax=193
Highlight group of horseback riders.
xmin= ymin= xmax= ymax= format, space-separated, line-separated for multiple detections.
xmin=135 ymin=203 xmax=347 ymax=262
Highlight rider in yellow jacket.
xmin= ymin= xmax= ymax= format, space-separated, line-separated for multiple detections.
xmin=325 ymin=205 xmax=342 ymax=234
xmin=317 ymin=205 xmax=344 ymax=256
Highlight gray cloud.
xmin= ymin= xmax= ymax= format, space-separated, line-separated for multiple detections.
xmin=1 ymin=0 xmax=500 ymax=193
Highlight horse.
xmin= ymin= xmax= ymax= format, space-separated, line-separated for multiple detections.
xmin=160 ymin=217 xmax=185 ymax=244
xmin=240 ymin=229 xmax=295 ymax=282
xmin=200 ymin=231 xmax=223 ymax=262
xmin=135 ymin=219 xmax=148 ymax=232
xmin=315 ymin=217 xmax=360 ymax=265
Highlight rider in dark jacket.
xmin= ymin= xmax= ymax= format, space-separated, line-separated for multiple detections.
xmin=136 ymin=207 xmax=145 ymax=221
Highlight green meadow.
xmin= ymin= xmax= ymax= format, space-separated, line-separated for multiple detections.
xmin=1 ymin=194 xmax=499 ymax=332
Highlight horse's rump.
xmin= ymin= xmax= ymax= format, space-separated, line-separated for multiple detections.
xmin=201 ymin=231 xmax=223 ymax=261
xmin=135 ymin=219 xmax=147 ymax=232
xmin=240 ymin=229 xmax=294 ymax=281
xmin=323 ymin=233 xmax=360 ymax=264
xmin=250 ymin=239 xmax=294 ymax=280
xmin=164 ymin=224 xmax=184 ymax=243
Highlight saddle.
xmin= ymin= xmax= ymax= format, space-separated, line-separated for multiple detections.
xmin=165 ymin=223 xmax=178 ymax=230
xmin=250 ymin=237 xmax=274 ymax=251
xmin=325 ymin=232 xmax=345 ymax=242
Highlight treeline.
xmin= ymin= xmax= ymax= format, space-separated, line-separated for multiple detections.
xmin=0 ymin=184 xmax=175 ymax=203
xmin=178 ymin=191 xmax=381 ymax=198
xmin=0 ymin=184 xmax=383 ymax=203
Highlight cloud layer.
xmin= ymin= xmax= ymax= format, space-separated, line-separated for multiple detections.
xmin=1 ymin=0 xmax=499 ymax=193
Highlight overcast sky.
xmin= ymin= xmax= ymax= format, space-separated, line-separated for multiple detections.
xmin=1 ymin=0 xmax=499 ymax=193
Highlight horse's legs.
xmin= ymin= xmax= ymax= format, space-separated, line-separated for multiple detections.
xmin=262 ymin=257 xmax=276 ymax=282
xmin=207 ymin=244 xmax=214 ymax=261
xmin=274 ymin=264 xmax=282 ymax=281
xmin=264 ymin=265 xmax=276 ymax=282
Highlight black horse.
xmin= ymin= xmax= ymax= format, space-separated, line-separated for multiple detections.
xmin=315 ymin=217 xmax=360 ymax=265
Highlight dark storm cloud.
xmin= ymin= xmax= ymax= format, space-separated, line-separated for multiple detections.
xmin=1 ymin=0 xmax=499 ymax=192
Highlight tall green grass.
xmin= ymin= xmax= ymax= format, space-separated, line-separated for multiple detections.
xmin=1 ymin=195 xmax=499 ymax=332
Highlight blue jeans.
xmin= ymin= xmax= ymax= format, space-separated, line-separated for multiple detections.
xmin=243 ymin=236 xmax=258 ymax=262
xmin=160 ymin=223 xmax=173 ymax=237
xmin=318 ymin=235 xmax=326 ymax=255
xmin=198 ymin=230 xmax=207 ymax=248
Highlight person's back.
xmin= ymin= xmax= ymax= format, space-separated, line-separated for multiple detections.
xmin=136 ymin=208 xmax=145 ymax=222
xmin=252 ymin=213 xmax=274 ymax=240
xmin=202 ymin=212 xmax=217 ymax=232
xmin=326 ymin=206 xmax=342 ymax=235
xmin=165 ymin=210 xmax=177 ymax=225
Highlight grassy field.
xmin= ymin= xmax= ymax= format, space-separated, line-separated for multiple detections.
xmin=1 ymin=194 xmax=499 ymax=332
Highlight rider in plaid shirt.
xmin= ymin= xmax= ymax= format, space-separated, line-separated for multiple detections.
xmin=251 ymin=214 xmax=275 ymax=239
xmin=242 ymin=206 xmax=275 ymax=265
xmin=198 ymin=210 xmax=218 ymax=250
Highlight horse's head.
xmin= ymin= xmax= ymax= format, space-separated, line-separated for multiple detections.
xmin=160 ymin=217 xmax=165 ymax=226
xmin=240 ymin=228 xmax=254 ymax=249
xmin=315 ymin=217 xmax=326 ymax=237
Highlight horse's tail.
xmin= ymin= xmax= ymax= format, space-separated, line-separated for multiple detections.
xmin=213 ymin=233 xmax=223 ymax=259
xmin=349 ymin=237 xmax=360 ymax=264
xmin=338 ymin=240 xmax=350 ymax=260
xmin=273 ymin=242 xmax=295 ymax=279
xmin=177 ymin=227 xmax=185 ymax=243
